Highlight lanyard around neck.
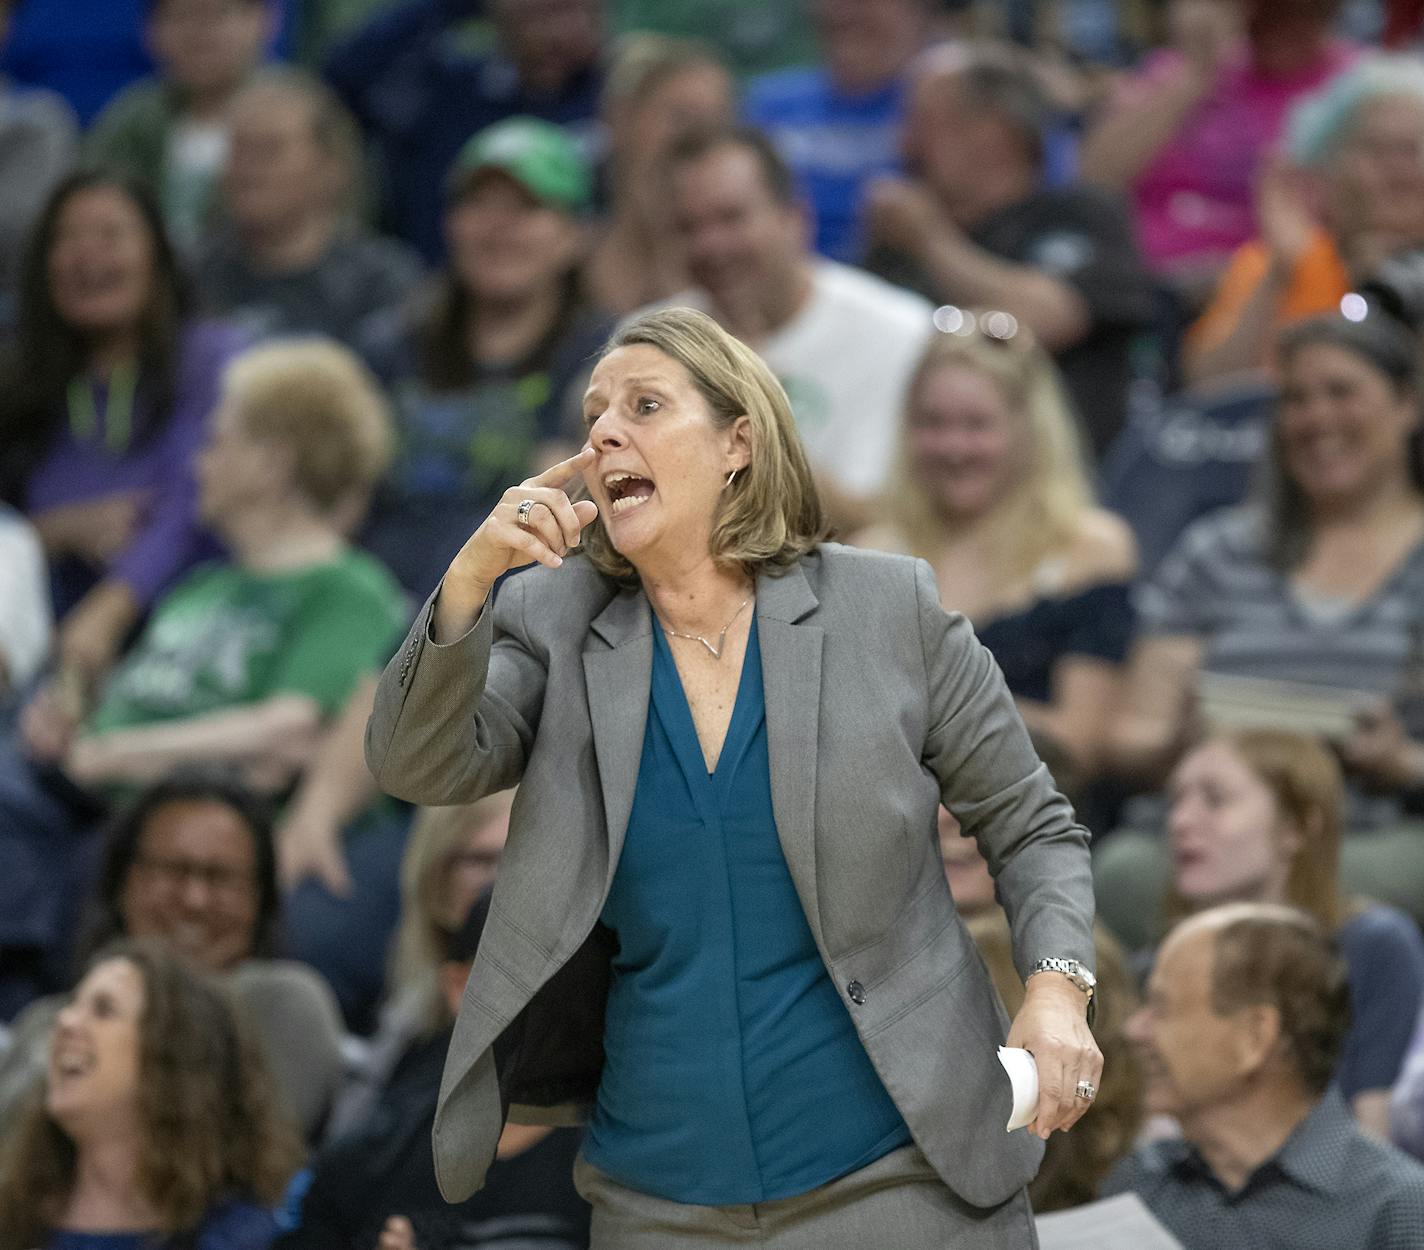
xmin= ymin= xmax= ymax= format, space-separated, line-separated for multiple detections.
xmin=67 ymin=361 xmax=139 ymax=455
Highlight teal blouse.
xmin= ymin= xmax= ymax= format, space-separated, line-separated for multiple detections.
xmin=584 ymin=614 xmax=911 ymax=1204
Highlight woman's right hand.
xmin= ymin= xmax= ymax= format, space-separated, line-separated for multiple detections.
xmin=434 ymin=447 xmax=600 ymax=641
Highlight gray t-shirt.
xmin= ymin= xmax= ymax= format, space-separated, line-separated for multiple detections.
xmin=195 ymin=228 xmax=424 ymax=347
xmin=1134 ymin=505 xmax=1424 ymax=829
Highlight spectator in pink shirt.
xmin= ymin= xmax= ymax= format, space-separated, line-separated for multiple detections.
xmin=1082 ymin=0 xmax=1358 ymax=292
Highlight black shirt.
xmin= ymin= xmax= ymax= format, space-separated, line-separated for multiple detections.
xmin=278 ymin=1031 xmax=591 ymax=1250
xmin=867 ymin=185 xmax=1155 ymax=459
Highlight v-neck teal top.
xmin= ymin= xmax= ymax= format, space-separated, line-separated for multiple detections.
xmin=584 ymin=615 xmax=911 ymax=1205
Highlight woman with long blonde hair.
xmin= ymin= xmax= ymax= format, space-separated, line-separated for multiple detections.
xmin=855 ymin=309 xmax=1138 ymax=781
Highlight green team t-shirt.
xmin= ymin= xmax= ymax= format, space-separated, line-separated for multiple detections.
xmin=87 ymin=550 xmax=407 ymax=736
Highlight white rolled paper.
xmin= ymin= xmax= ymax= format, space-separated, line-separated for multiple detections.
xmin=997 ymin=1045 xmax=1040 ymax=1132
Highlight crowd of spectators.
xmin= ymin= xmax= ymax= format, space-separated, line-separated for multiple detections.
xmin=9 ymin=0 xmax=1424 ymax=1247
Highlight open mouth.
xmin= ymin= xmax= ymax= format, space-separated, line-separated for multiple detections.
xmin=53 ymin=1048 xmax=94 ymax=1080
xmin=604 ymin=471 xmax=655 ymax=516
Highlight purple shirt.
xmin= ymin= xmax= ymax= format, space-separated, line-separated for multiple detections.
xmin=1121 ymin=39 xmax=1358 ymax=271
xmin=23 ymin=320 xmax=242 ymax=607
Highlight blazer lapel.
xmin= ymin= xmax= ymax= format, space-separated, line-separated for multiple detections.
xmin=583 ymin=586 xmax=653 ymax=894
xmin=757 ymin=563 xmax=826 ymax=949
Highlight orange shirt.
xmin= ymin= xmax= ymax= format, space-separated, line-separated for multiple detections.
xmin=1185 ymin=227 xmax=1352 ymax=369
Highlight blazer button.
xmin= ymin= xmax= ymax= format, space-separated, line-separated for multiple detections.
xmin=846 ymin=980 xmax=866 ymax=1006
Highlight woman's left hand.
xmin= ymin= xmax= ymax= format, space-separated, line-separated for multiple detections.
xmin=1005 ymin=973 xmax=1102 ymax=1140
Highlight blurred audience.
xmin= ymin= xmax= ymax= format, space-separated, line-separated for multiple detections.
xmin=87 ymin=0 xmax=278 ymax=254
xmin=744 ymin=0 xmax=932 ymax=262
xmin=0 ymin=172 xmax=241 ymax=696
xmin=0 ymin=773 xmax=345 ymax=1140
xmin=1100 ymin=732 xmax=1424 ymax=1135
xmin=0 ymin=0 xmax=78 ymax=321
xmin=324 ymin=791 xmax=512 ymax=1140
xmin=0 ymin=939 xmax=302 ymax=1250
xmin=196 ymin=67 xmax=424 ymax=346
xmin=1081 ymin=0 xmax=1358 ymax=292
xmin=274 ymin=670 xmax=414 ymax=1034
xmin=865 ymin=42 xmax=1155 ymax=458
xmin=1 ymin=340 xmax=403 ymax=1013
xmin=0 ymin=505 xmax=53 ymax=708
xmin=276 ymin=888 xmax=590 ymax=1250
xmin=23 ymin=338 xmax=402 ymax=794
xmin=1186 ymin=54 xmax=1424 ymax=384
xmin=662 ymin=125 xmax=933 ymax=529
xmin=587 ymin=34 xmax=734 ymax=314
xmin=1103 ymin=904 xmax=1424 ymax=1249
xmin=326 ymin=0 xmax=606 ymax=262
xmin=854 ymin=314 xmax=1136 ymax=784
xmin=1108 ymin=314 xmax=1424 ymax=918
xmin=357 ymin=116 xmax=612 ymax=598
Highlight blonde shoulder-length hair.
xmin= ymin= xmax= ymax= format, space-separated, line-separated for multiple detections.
xmin=884 ymin=319 xmax=1094 ymax=582
xmin=389 ymin=790 xmax=514 ymax=1034
xmin=580 ymin=307 xmax=828 ymax=585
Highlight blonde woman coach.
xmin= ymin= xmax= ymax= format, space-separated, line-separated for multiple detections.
xmin=365 ymin=307 xmax=1100 ymax=1248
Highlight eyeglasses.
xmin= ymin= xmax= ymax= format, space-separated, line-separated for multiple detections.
xmin=131 ymin=855 xmax=255 ymax=898
xmin=932 ymin=305 xmax=1024 ymax=344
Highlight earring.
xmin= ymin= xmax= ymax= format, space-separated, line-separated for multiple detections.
xmin=725 ymin=468 xmax=739 ymax=489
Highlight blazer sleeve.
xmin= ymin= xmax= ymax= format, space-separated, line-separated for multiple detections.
xmin=913 ymin=559 xmax=1097 ymax=978
xmin=364 ymin=574 xmax=545 ymax=804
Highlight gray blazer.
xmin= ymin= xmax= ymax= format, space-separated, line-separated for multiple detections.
xmin=366 ymin=543 xmax=1096 ymax=1209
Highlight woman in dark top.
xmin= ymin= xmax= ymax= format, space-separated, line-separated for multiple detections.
xmin=0 ymin=170 xmax=241 ymax=691
xmin=854 ymin=310 xmax=1138 ymax=785
xmin=0 ymin=939 xmax=301 ymax=1250
xmin=356 ymin=116 xmax=613 ymax=598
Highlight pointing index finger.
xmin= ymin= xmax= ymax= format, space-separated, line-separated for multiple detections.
xmin=528 ymin=446 xmax=595 ymax=490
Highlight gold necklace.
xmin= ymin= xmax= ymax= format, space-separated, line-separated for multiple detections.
xmin=659 ymin=595 xmax=752 ymax=660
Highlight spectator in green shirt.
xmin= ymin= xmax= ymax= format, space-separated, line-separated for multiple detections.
xmin=61 ymin=337 xmax=405 ymax=794
xmin=0 ymin=336 xmax=405 ymax=1024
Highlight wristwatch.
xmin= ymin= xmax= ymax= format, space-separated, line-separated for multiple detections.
xmin=1030 ymin=958 xmax=1097 ymax=1028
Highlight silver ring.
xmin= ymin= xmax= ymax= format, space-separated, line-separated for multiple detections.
xmin=515 ymin=498 xmax=538 ymax=528
xmin=1075 ymin=1080 xmax=1097 ymax=1102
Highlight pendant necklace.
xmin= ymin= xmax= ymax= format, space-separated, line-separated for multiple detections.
xmin=660 ymin=594 xmax=752 ymax=660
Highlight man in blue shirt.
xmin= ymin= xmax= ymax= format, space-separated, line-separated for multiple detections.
xmin=744 ymin=0 xmax=931 ymax=262
xmin=1104 ymin=904 xmax=1424 ymax=1250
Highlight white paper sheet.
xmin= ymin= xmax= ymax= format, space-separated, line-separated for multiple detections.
xmin=997 ymin=1045 xmax=1039 ymax=1131
xmin=1036 ymin=1193 xmax=1184 ymax=1249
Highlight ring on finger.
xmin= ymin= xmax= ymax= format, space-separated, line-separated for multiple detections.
xmin=1074 ymin=1080 xmax=1097 ymax=1101
xmin=515 ymin=498 xmax=539 ymax=528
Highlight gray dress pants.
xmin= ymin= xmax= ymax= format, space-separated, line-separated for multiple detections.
xmin=572 ymin=1143 xmax=1040 ymax=1249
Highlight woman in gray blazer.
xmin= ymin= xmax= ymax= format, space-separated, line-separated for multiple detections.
xmin=366 ymin=307 xmax=1102 ymax=1248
